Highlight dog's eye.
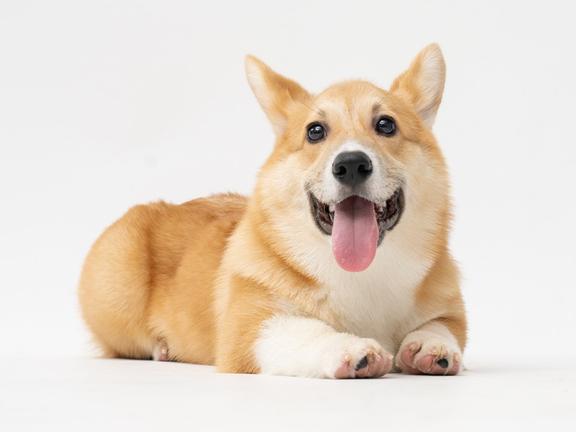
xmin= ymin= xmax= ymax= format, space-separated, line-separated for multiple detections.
xmin=375 ymin=116 xmax=396 ymax=136
xmin=306 ymin=122 xmax=326 ymax=143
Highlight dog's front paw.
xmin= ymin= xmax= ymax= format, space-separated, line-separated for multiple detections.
xmin=396 ymin=337 xmax=461 ymax=375
xmin=322 ymin=334 xmax=393 ymax=379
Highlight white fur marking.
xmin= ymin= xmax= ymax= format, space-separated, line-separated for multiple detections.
xmin=255 ymin=315 xmax=388 ymax=378
xmin=319 ymin=140 xmax=402 ymax=205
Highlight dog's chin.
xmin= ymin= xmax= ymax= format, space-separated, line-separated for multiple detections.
xmin=308 ymin=188 xmax=405 ymax=245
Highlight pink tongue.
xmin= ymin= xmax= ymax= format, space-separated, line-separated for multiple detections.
xmin=332 ymin=196 xmax=378 ymax=272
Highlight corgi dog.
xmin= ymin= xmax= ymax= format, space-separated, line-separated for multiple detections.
xmin=79 ymin=44 xmax=466 ymax=378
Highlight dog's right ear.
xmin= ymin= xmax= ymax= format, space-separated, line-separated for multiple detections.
xmin=245 ymin=55 xmax=310 ymax=135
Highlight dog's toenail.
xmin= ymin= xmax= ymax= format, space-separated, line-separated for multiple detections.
xmin=355 ymin=355 xmax=369 ymax=370
xmin=436 ymin=358 xmax=449 ymax=369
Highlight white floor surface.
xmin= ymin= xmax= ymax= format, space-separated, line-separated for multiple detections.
xmin=1 ymin=357 xmax=574 ymax=431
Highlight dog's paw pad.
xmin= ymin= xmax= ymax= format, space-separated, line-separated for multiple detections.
xmin=330 ymin=338 xmax=393 ymax=379
xmin=436 ymin=358 xmax=449 ymax=369
xmin=396 ymin=339 xmax=461 ymax=375
xmin=355 ymin=355 xmax=369 ymax=371
xmin=152 ymin=339 xmax=170 ymax=361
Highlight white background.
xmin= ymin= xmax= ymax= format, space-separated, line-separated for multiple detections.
xmin=1 ymin=0 xmax=575 ymax=430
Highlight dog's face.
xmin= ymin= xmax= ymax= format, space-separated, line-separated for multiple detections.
xmin=247 ymin=45 xmax=449 ymax=272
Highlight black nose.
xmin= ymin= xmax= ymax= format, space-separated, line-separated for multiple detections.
xmin=332 ymin=151 xmax=373 ymax=187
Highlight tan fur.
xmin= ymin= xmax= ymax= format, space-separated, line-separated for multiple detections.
xmin=79 ymin=194 xmax=246 ymax=363
xmin=79 ymin=44 xmax=466 ymax=374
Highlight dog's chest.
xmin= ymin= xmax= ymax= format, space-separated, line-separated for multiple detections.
xmin=320 ymin=245 xmax=430 ymax=353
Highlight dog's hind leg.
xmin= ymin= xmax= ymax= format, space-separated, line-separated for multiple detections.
xmin=78 ymin=204 xmax=160 ymax=360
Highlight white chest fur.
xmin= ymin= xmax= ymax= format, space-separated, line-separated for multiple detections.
xmin=319 ymin=231 xmax=432 ymax=353
xmin=274 ymin=204 xmax=434 ymax=354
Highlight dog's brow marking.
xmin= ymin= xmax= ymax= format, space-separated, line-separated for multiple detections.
xmin=372 ymin=103 xmax=381 ymax=115
xmin=345 ymin=101 xmax=352 ymax=119
xmin=338 ymin=101 xmax=353 ymax=133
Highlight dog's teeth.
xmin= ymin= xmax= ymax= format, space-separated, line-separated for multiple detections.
xmin=329 ymin=204 xmax=335 ymax=213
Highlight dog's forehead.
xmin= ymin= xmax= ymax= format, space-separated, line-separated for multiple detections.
xmin=313 ymin=81 xmax=389 ymax=119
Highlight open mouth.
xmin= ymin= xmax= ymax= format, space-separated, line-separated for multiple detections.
xmin=308 ymin=188 xmax=405 ymax=272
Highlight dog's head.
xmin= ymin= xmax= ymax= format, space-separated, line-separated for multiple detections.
xmin=246 ymin=45 xmax=449 ymax=273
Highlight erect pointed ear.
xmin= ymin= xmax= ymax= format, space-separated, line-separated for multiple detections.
xmin=390 ymin=44 xmax=446 ymax=128
xmin=245 ymin=55 xmax=311 ymax=135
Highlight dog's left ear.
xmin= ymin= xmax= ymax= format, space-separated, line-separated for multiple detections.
xmin=390 ymin=44 xmax=446 ymax=128
xmin=245 ymin=55 xmax=311 ymax=135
